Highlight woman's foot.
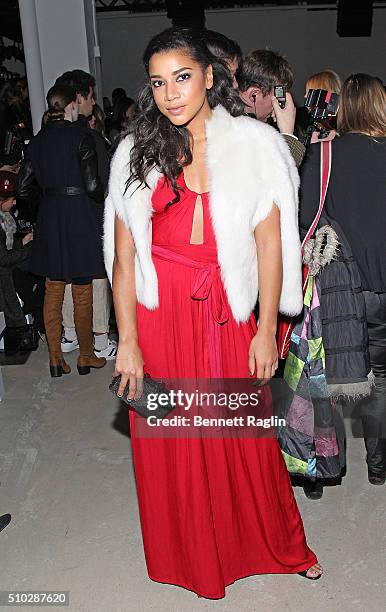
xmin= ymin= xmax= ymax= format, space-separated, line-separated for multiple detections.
xmin=298 ymin=563 xmax=323 ymax=580
xmin=49 ymin=357 xmax=71 ymax=378
xmin=303 ymin=478 xmax=323 ymax=500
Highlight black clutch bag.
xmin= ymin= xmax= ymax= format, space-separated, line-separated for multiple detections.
xmin=109 ymin=373 xmax=174 ymax=419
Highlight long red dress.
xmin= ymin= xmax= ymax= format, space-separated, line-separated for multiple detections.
xmin=130 ymin=173 xmax=317 ymax=599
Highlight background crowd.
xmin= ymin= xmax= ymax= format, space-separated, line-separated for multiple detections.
xmin=0 ymin=28 xmax=385 ymax=535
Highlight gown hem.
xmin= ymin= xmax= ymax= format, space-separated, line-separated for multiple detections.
xmin=148 ymin=553 xmax=319 ymax=599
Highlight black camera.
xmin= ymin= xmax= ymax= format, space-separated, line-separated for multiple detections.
xmin=305 ymin=88 xmax=339 ymax=119
xmin=303 ymin=88 xmax=340 ymax=146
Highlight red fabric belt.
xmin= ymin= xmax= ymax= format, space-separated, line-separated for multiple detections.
xmin=152 ymin=244 xmax=229 ymax=376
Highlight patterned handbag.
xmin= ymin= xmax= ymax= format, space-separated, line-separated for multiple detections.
xmin=278 ymin=271 xmax=344 ymax=480
xmin=277 ymin=140 xmax=345 ymax=479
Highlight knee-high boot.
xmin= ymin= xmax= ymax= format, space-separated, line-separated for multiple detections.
xmin=72 ymin=283 xmax=106 ymax=375
xmin=43 ymin=279 xmax=71 ymax=377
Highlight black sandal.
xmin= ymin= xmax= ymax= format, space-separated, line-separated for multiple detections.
xmin=298 ymin=568 xmax=322 ymax=580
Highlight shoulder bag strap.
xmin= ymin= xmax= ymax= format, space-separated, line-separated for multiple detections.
xmin=277 ymin=140 xmax=333 ymax=360
xmin=301 ymin=139 xmax=332 ymax=253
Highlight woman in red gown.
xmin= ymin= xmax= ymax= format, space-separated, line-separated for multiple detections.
xmin=107 ymin=28 xmax=323 ymax=598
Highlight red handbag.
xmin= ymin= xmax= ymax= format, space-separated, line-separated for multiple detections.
xmin=277 ymin=140 xmax=332 ymax=359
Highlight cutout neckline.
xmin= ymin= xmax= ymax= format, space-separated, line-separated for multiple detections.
xmin=181 ymin=171 xmax=209 ymax=196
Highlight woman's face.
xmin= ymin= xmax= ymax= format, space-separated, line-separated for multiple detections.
xmin=149 ymin=49 xmax=213 ymax=126
xmin=126 ymin=104 xmax=135 ymax=121
xmin=88 ymin=115 xmax=97 ymax=130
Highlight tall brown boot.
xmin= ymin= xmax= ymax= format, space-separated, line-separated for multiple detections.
xmin=72 ymin=283 xmax=106 ymax=375
xmin=43 ymin=279 xmax=71 ymax=377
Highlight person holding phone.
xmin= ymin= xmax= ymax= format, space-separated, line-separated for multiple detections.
xmin=237 ymin=49 xmax=305 ymax=167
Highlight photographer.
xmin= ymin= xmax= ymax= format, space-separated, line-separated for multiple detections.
xmin=237 ymin=49 xmax=305 ymax=167
xmin=299 ymin=70 xmax=342 ymax=145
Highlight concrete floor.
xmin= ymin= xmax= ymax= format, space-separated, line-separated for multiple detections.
xmin=0 ymin=344 xmax=385 ymax=612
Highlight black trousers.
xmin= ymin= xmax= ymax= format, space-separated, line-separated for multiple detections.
xmin=13 ymin=268 xmax=45 ymax=333
xmin=360 ymin=291 xmax=386 ymax=473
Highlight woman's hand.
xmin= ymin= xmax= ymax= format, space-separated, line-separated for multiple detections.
xmin=271 ymin=92 xmax=296 ymax=136
xmin=113 ymin=339 xmax=144 ymax=401
xmin=0 ymin=163 xmax=19 ymax=173
xmin=22 ymin=232 xmax=33 ymax=246
xmin=19 ymin=232 xmax=34 ymax=246
xmin=248 ymin=329 xmax=278 ymax=384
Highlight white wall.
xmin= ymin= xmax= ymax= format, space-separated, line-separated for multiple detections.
xmin=19 ymin=0 xmax=101 ymax=133
xmin=97 ymin=5 xmax=386 ymax=103
xmin=34 ymin=0 xmax=90 ymax=93
xmin=97 ymin=11 xmax=170 ymax=102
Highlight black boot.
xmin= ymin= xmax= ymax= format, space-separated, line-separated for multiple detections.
xmin=0 ymin=513 xmax=11 ymax=532
xmin=364 ymin=435 xmax=386 ymax=485
xmin=303 ymin=478 xmax=324 ymax=500
xmin=367 ymin=468 xmax=385 ymax=485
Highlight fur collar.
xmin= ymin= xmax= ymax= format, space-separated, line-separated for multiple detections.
xmin=104 ymin=105 xmax=303 ymax=322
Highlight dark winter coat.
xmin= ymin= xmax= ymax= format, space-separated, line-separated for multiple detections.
xmin=0 ymin=225 xmax=31 ymax=326
xmin=310 ymin=212 xmax=373 ymax=398
xmin=76 ymin=115 xmax=111 ymax=245
xmin=16 ymin=119 xmax=106 ymax=280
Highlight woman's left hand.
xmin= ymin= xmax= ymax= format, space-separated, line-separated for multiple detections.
xmin=248 ymin=329 xmax=278 ymax=383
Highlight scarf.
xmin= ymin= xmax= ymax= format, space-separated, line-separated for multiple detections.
xmin=0 ymin=210 xmax=17 ymax=250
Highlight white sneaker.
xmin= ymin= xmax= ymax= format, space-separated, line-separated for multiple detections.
xmin=61 ymin=334 xmax=79 ymax=353
xmin=94 ymin=338 xmax=117 ymax=360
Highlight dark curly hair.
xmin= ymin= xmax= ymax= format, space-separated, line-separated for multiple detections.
xmin=126 ymin=28 xmax=245 ymax=206
xmin=55 ymin=69 xmax=95 ymax=99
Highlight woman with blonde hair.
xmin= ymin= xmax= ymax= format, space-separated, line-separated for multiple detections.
xmin=305 ymin=69 xmax=342 ymax=96
xmin=303 ymin=70 xmax=342 ymax=144
xmin=299 ymin=73 xmax=386 ymax=494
